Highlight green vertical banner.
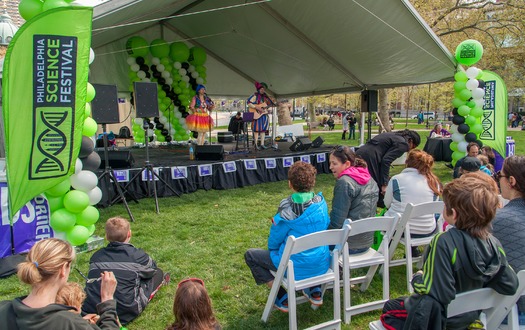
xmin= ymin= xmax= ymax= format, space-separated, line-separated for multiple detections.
xmin=479 ymin=70 xmax=507 ymax=157
xmin=2 ymin=7 xmax=93 ymax=216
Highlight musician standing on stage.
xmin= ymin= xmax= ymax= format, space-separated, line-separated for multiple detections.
xmin=187 ymin=84 xmax=214 ymax=145
xmin=247 ymin=82 xmax=276 ymax=150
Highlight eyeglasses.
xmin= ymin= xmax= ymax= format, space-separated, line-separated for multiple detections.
xmin=495 ymin=171 xmax=508 ymax=182
xmin=177 ymin=277 xmax=205 ymax=289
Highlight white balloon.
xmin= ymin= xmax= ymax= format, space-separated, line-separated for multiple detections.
xmin=472 ymin=88 xmax=485 ymax=99
xmin=137 ymin=70 xmax=146 ymax=79
xmin=70 ymin=170 xmax=98 ymax=192
xmin=159 ymin=117 xmax=168 ymax=125
xmin=130 ymin=63 xmax=140 ymax=72
xmin=196 ymin=77 xmax=204 ymax=84
xmin=134 ymin=118 xmax=143 ymax=125
xmin=191 ymin=71 xmax=199 ymax=79
xmin=161 ymin=71 xmax=171 ymax=78
xmin=173 ymin=106 xmax=179 ymax=112
xmin=151 ymin=57 xmax=161 ymax=65
xmin=451 ymin=132 xmax=464 ymax=143
xmin=141 ymin=78 xmax=151 ymax=82
xmin=458 ymin=141 xmax=468 ymax=152
xmin=86 ymin=186 xmax=103 ymax=205
xmin=178 ymin=68 xmax=187 ymax=76
xmin=450 ymin=124 xmax=458 ymax=134
xmin=188 ymin=65 xmax=195 ymax=72
xmin=175 ymin=111 xmax=182 ymax=119
xmin=75 ymin=158 xmax=83 ymax=174
xmin=89 ymin=48 xmax=95 ymax=65
xmin=165 ymin=78 xmax=173 ymax=85
xmin=53 ymin=231 xmax=67 ymax=240
xmin=466 ymin=67 xmax=480 ymax=79
xmin=179 ymin=118 xmax=186 ymax=125
xmin=465 ymin=79 xmax=479 ymax=91
xmin=174 ymin=62 xmax=182 ymax=69
xmin=474 ymin=98 xmax=484 ymax=107
xmin=182 ymin=75 xmax=190 ymax=82
xmin=157 ymin=64 xmax=165 ymax=72
xmin=170 ymin=128 xmax=176 ymax=135
xmin=127 ymin=57 xmax=136 ymax=66
xmin=147 ymin=129 xmax=155 ymax=137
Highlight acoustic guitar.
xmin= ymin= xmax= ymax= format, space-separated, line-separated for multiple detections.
xmin=249 ymin=102 xmax=269 ymax=120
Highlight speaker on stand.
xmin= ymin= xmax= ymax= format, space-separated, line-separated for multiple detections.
xmin=289 ymin=137 xmax=312 ymax=152
xmin=361 ymin=90 xmax=378 ymax=142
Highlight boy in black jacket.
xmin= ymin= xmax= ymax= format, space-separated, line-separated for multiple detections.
xmin=383 ymin=172 xmax=518 ymax=330
xmin=82 ymin=217 xmax=168 ymax=325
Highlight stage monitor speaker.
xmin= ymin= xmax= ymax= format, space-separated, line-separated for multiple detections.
xmin=289 ymin=137 xmax=312 ymax=152
xmin=97 ymin=150 xmax=135 ymax=169
xmin=134 ymin=82 xmax=159 ymax=118
xmin=312 ymin=136 xmax=324 ymax=148
xmin=195 ymin=145 xmax=224 ymax=161
xmin=361 ymin=90 xmax=378 ymax=113
xmin=91 ymin=84 xmax=119 ymax=124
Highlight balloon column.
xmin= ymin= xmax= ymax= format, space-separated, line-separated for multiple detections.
xmin=46 ymin=53 xmax=102 ymax=246
xmin=449 ymin=39 xmax=485 ymax=165
xmin=126 ymin=37 xmax=209 ymax=143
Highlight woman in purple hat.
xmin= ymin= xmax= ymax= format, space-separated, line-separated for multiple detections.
xmin=247 ymin=82 xmax=276 ymax=150
xmin=187 ymin=84 xmax=214 ymax=145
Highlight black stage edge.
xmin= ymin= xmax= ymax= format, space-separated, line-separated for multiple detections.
xmin=96 ymin=141 xmax=336 ymax=207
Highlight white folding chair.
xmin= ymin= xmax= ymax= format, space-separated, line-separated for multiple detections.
xmin=369 ymin=269 xmax=525 ymax=330
xmin=363 ymin=201 xmax=444 ymax=293
xmin=340 ymin=216 xmax=397 ymax=324
xmin=261 ymin=223 xmax=352 ymax=330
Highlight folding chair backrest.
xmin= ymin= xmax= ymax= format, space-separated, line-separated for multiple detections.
xmin=486 ymin=269 xmax=525 ymax=329
xmin=348 ymin=216 xmax=396 ymax=237
xmin=388 ymin=201 xmax=444 ymax=258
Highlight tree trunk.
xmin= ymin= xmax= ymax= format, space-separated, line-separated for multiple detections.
xmin=277 ymin=101 xmax=292 ymax=126
xmin=378 ymin=89 xmax=390 ymax=133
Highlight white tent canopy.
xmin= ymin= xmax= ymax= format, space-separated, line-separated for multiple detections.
xmin=89 ymin=0 xmax=457 ymax=98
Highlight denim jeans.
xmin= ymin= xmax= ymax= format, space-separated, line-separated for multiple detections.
xmin=244 ymin=248 xmax=277 ymax=285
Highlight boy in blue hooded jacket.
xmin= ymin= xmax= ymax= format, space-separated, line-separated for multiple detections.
xmin=245 ymin=161 xmax=330 ymax=312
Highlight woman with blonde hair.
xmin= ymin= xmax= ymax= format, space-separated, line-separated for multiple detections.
xmin=166 ymin=278 xmax=220 ymax=330
xmin=384 ymin=149 xmax=442 ymax=238
xmin=0 ymin=238 xmax=119 ymax=329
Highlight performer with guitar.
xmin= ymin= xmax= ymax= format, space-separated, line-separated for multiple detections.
xmin=187 ymin=85 xmax=214 ymax=145
xmin=247 ymin=82 xmax=276 ymax=150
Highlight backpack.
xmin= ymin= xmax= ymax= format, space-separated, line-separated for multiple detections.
xmin=119 ymin=126 xmax=131 ymax=138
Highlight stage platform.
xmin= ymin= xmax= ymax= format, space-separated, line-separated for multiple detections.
xmin=95 ymin=140 xmax=334 ymax=207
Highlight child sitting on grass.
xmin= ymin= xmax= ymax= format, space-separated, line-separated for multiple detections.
xmin=244 ymin=161 xmax=330 ymax=312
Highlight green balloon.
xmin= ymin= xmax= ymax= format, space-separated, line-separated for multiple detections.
xmin=458 ymin=105 xmax=471 ymax=117
xmin=470 ymin=123 xmax=483 ymax=134
xmin=470 ymin=106 xmax=483 ymax=118
xmin=157 ymin=135 xmax=166 ymax=142
xmin=50 ymin=208 xmax=77 ymax=232
xmin=47 ymin=195 xmax=64 ymax=212
xmin=465 ymin=115 xmax=477 ymax=126
xmin=150 ymin=39 xmax=170 ymax=58
xmin=449 ymin=142 xmax=459 ymax=152
xmin=453 ymin=81 xmax=466 ymax=92
xmin=458 ymin=89 xmax=472 ymax=101
xmin=83 ymin=117 xmax=98 ymax=137
xmin=75 ymin=205 xmax=99 ymax=226
xmin=454 ymin=71 xmax=468 ymax=82
xmin=46 ymin=178 xmax=71 ymax=197
xmin=452 ymin=151 xmax=466 ymax=162
xmin=63 ymin=190 xmax=90 ymax=213
xmin=452 ymin=98 xmax=466 ymax=108
xmin=66 ymin=225 xmax=90 ymax=246
xmin=160 ymin=57 xmax=171 ymax=66
xmin=18 ymin=0 xmax=43 ymax=21
xmin=84 ymin=103 xmax=91 ymax=118
xmin=86 ymin=224 xmax=96 ymax=236
xmin=189 ymin=47 xmax=207 ymax=65
xmin=135 ymin=130 xmax=145 ymax=138
xmin=42 ymin=0 xmax=69 ymax=11
xmin=466 ymin=100 xmax=476 ymax=108
xmin=169 ymin=42 xmax=190 ymax=62
xmin=126 ymin=36 xmax=149 ymax=58
xmin=455 ymin=39 xmax=483 ymax=66
xmin=86 ymin=83 xmax=96 ymax=102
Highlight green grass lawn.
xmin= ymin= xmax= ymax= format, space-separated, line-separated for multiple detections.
xmin=1 ymin=130 xmax=523 ymax=330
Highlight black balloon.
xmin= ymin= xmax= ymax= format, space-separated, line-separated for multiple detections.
xmin=452 ymin=108 xmax=459 ymax=116
xmin=130 ymin=97 xmax=134 ymax=106
xmin=162 ymin=84 xmax=171 ymax=92
xmin=149 ymin=136 xmax=154 ymax=143
xmin=148 ymin=122 xmax=154 ymax=129
xmin=457 ymin=124 xmax=470 ymax=134
xmin=153 ymin=72 xmax=161 ymax=79
xmin=140 ymin=64 xmax=149 ymax=72
xmin=150 ymin=65 xmax=157 ymax=72
xmin=174 ymin=100 xmax=181 ymax=106
xmin=165 ymin=135 xmax=172 ymax=142
xmin=179 ymin=105 xmax=186 ymax=112
xmin=192 ymin=131 xmax=198 ymax=138
xmin=81 ymin=151 xmax=101 ymax=171
xmin=153 ymin=117 xmax=160 ymax=123
xmin=158 ymin=78 xmax=166 ymax=85
xmin=167 ymin=91 xmax=175 ymax=98
xmin=475 ymin=139 xmax=483 ymax=148
xmin=161 ymin=129 xmax=169 ymax=136
xmin=136 ymin=57 xmax=145 ymax=65
xmin=452 ymin=115 xmax=465 ymax=125
xmin=465 ymin=132 xmax=477 ymax=142
xmin=156 ymin=123 xmax=164 ymax=130
xmin=478 ymin=80 xmax=485 ymax=88
xmin=79 ymin=136 xmax=95 ymax=158
xmin=181 ymin=62 xmax=190 ymax=69
xmin=182 ymin=111 xmax=189 ymax=118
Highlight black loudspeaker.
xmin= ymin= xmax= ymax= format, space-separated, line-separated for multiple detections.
xmin=134 ymin=82 xmax=159 ymax=118
xmin=311 ymin=136 xmax=324 ymax=148
xmin=289 ymin=137 xmax=312 ymax=152
xmin=195 ymin=145 xmax=224 ymax=161
xmin=91 ymin=84 xmax=119 ymax=124
xmin=96 ymin=150 xmax=135 ymax=169
xmin=361 ymin=90 xmax=378 ymax=113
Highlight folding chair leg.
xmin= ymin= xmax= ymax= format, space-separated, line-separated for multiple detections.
xmin=406 ymin=244 xmax=414 ymax=293
xmin=288 ymin=289 xmax=297 ymax=330
xmin=361 ymin=264 xmax=379 ymax=292
xmin=262 ymin=282 xmax=281 ymax=322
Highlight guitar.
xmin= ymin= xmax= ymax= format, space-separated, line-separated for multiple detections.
xmin=249 ymin=102 xmax=269 ymax=120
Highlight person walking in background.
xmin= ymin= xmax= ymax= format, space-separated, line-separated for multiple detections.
xmin=347 ymin=112 xmax=357 ymax=140
xmin=356 ymin=129 xmax=421 ymax=207
xmin=186 ymin=85 xmax=214 ymax=145
xmin=166 ymin=278 xmax=221 ymax=330
xmin=244 ymin=161 xmax=330 ymax=311
xmin=492 ymin=155 xmax=525 ymax=326
xmin=328 ymin=146 xmax=378 ymax=254
xmin=417 ymin=111 xmax=424 ymax=124
xmin=247 ymin=82 xmax=276 ymax=150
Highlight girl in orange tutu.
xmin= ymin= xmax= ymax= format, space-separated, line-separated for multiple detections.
xmin=187 ymin=85 xmax=214 ymax=145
